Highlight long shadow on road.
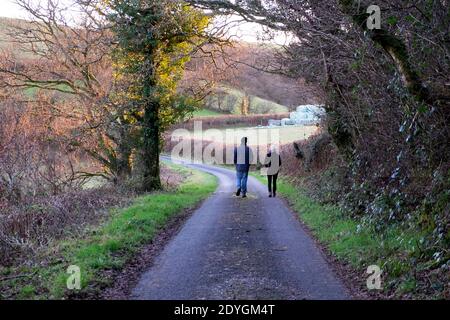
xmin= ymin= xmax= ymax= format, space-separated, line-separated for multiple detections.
xmin=131 ymin=159 xmax=350 ymax=300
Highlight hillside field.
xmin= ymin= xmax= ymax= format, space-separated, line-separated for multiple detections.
xmin=171 ymin=125 xmax=319 ymax=146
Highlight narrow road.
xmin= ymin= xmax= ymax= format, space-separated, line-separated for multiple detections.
xmin=131 ymin=160 xmax=350 ymax=300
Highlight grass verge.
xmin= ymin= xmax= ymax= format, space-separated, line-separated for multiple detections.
xmin=1 ymin=163 xmax=217 ymax=299
xmin=251 ymin=173 xmax=426 ymax=298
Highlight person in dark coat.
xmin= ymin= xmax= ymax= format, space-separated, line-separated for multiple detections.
xmin=264 ymin=145 xmax=282 ymax=197
xmin=234 ymin=137 xmax=253 ymax=198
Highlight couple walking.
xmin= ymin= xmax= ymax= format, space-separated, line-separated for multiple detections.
xmin=233 ymin=137 xmax=282 ymax=198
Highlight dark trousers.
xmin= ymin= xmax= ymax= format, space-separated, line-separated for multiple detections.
xmin=268 ymin=173 xmax=278 ymax=194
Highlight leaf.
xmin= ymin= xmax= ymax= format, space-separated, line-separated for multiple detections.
xmin=418 ymin=104 xmax=428 ymax=114
xmin=386 ymin=16 xmax=398 ymax=26
xmin=405 ymin=15 xmax=415 ymax=23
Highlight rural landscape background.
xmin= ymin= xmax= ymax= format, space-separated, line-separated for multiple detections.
xmin=0 ymin=0 xmax=448 ymax=300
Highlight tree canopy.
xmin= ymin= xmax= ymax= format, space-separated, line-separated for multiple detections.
xmin=106 ymin=0 xmax=212 ymax=190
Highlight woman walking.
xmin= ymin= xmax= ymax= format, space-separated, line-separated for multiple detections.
xmin=264 ymin=145 xmax=282 ymax=197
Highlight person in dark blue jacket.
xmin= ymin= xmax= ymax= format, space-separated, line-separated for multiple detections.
xmin=234 ymin=137 xmax=254 ymax=198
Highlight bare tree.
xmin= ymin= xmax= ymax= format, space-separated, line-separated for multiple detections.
xmin=0 ymin=0 xmax=138 ymax=183
xmin=186 ymin=0 xmax=450 ymax=228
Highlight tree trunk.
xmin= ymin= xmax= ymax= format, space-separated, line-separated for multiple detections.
xmin=115 ymin=137 xmax=132 ymax=182
xmin=241 ymin=93 xmax=249 ymax=115
xmin=141 ymin=65 xmax=161 ymax=191
xmin=142 ymin=101 xmax=161 ymax=191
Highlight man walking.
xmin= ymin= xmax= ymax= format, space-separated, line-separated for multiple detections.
xmin=234 ymin=137 xmax=253 ymax=198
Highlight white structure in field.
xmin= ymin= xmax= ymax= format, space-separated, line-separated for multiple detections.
xmin=268 ymin=105 xmax=325 ymax=127
xmin=290 ymin=105 xmax=325 ymax=124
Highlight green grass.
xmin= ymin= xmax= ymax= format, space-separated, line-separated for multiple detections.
xmin=51 ymin=164 xmax=216 ymax=297
xmin=192 ymin=108 xmax=226 ymax=118
xmin=23 ymin=82 xmax=76 ymax=99
xmin=251 ymin=173 xmax=423 ymax=296
xmin=1 ymin=163 xmax=217 ymax=299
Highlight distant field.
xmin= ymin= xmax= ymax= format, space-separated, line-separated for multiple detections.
xmin=0 ymin=17 xmax=14 ymax=48
xmin=172 ymin=125 xmax=318 ymax=145
xmin=0 ymin=17 xmax=41 ymax=59
xmin=191 ymin=109 xmax=224 ymax=118
xmin=204 ymin=85 xmax=289 ymax=115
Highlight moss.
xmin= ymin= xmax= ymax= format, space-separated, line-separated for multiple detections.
xmin=19 ymin=285 xmax=36 ymax=299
